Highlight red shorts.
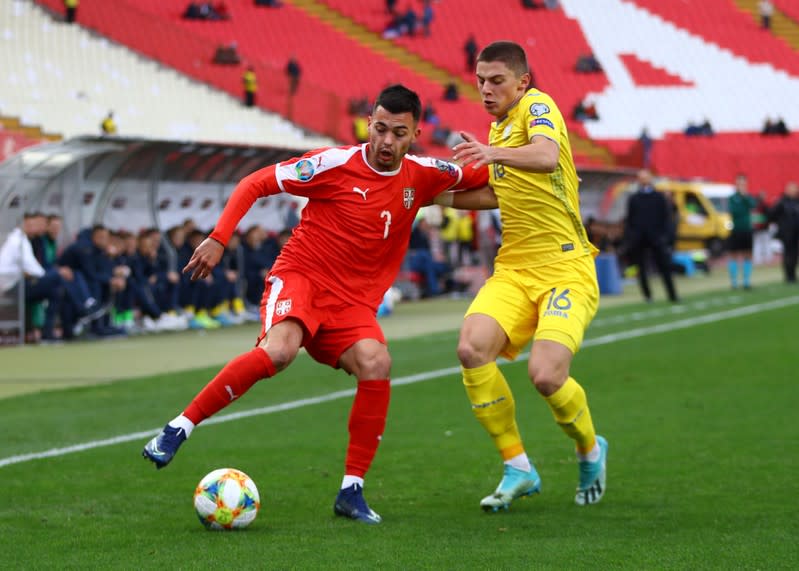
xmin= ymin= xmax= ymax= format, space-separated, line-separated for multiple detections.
xmin=257 ymin=270 xmax=385 ymax=368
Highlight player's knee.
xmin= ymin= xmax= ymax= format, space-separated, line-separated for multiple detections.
xmin=528 ymin=362 xmax=567 ymax=397
xmin=259 ymin=343 xmax=297 ymax=372
xmin=355 ymin=346 xmax=391 ymax=379
xmin=456 ymin=338 xmax=490 ymax=368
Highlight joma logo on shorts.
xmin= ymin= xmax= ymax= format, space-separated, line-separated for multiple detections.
xmin=543 ymin=310 xmax=569 ymax=319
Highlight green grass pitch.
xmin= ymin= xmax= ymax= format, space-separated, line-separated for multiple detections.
xmin=0 ymin=285 xmax=797 ymax=569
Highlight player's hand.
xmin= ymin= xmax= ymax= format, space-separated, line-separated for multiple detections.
xmin=184 ymin=237 xmax=224 ymax=281
xmin=452 ymin=131 xmax=494 ymax=169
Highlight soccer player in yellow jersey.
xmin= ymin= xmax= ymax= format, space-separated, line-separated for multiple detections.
xmin=436 ymin=40 xmax=608 ymax=510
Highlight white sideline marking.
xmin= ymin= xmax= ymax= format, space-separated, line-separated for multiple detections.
xmin=1 ymin=296 xmax=796 ymax=469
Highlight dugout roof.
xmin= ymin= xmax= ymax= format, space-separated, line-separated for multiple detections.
xmin=0 ymin=136 xmax=307 ymax=241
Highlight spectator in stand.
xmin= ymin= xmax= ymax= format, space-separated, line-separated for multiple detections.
xmin=403 ymin=4 xmax=418 ymax=37
xmin=208 ymin=232 xmax=246 ymax=326
xmin=684 ymin=118 xmax=714 ymax=137
xmin=101 ymin=111 xmax=117 ymax=135
xmin=242 ymin=66 xmax=257 ymax=107
xmin=352 ymin=115 xmax=369 ymax=144
xmin=438 ymin=206 xmax=459 ymax=268
xmin=35 ymin=214 xmax=100 ymax=339
xmin=639 ymin=127 xmax=653 ymax=168
xmin=285 ymin=56 xmax=302 ymax=96
xmin=751 ymin=191 xmax=772 ymax=266
xmin=184 ymin=2 xmax=227 ymax=20
xmin=167 ymin=224 xmax=202 ymax=321
xmin=0 ymin=213 xmax=78 ymax=342
xmin=774 ymin=117 xmax=790 ymax=134
xmin=422 ymin=101 xmax=440 ymax=126
xmin=63 ymin=0 xmax=78 ymax=24
xmin=116 ymin=230 xmax=166 ymax=332
xmin=183 ymin=229 xmax=222 ymax=330
xmin=149 ymin=228 xmax=184 ymax=326
xmin=213 ymin=1 xmax=230 ymax=19
xmin=421 ymin=0 xmax=433 ymax=37
xmin=573 ymin=99 xmax=599 ymax=122
xmin=623 ymin=169 xmax=679 ymax=303
xmin=464 ymin=34 xmax=478 ymax=73
xmin=758 ymin=0 xmax=774 ymax=30
xmin=58 ymin=225 xmax=128 ymax=337
xmin=762 ymin=116 xmax=790 ymax=136
xmin=213 ymin=42 xmax=241 ymax=65
xmin=383 ymin=13 xmax=405 ymax=39
xmin=770 ymin=181 xmax=799 ymax=283
xmin=727 ymin=173 xmax=758 ymax=290
xmin=575 ymin=52 xmax=602 ymax=73
xmin=407 ymin=216 xmax=451 ymax=298
xmin=241 ymin=225 xmax=279 ymax=312
xmin=431 ymin=124 xmax=452 ymax=147
xmin=443 ymin=82 xmax=459 ymax=102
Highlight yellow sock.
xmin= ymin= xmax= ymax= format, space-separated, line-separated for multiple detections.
xmin=463 ymin=362 xmax=524 ymax=460
xmin=232 ymin=297 xmax=245 ymax=314
xmin=544 ymin=377 xmax=596 ymax=453
xmin=210 ymin=302 xmax=230 ymax=317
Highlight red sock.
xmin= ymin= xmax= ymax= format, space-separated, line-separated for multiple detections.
xmin=183 ymin=348 xmax=276 ymax=425
xmin=345 ymin=379 xmax=391 ymax=478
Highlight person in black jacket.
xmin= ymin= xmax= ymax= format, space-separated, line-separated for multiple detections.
xmin=770 ymin=182 xmax=799 ymax=283
xmin=623 ymin=169 xmax=679 ymax=302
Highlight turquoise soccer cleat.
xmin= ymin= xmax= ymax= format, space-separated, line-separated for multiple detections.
xmin=480 ymin=464 xmax=542 ymax=512
xmin=575 ymin=435 xmax=608 ymax=506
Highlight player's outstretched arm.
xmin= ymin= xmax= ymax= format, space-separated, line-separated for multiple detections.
xmin=453 ymin=131 xmax=559 ymax=173
xmin=435 ymin=186 xmax=498 ymax=210
xmin=184 ymin=237 xmax=224 ymax=281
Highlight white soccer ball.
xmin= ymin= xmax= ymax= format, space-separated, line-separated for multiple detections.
xmin=193 ymin=468 xmax=260 ymax=530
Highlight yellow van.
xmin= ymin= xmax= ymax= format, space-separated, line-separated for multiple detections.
xmin=602 ymin=178 xmax=733 ymax=257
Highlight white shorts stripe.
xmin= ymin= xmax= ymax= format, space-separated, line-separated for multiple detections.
xmin=261 ymin=275 xmax=284 ymax=338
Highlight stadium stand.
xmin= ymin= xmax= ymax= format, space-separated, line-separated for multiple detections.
xmin=320 ymin=0 xmax=610 ymax=135
xmin=1 ymin=1 xmax=332 ymax=147
xmin=31 ymin=0 xmax=490 ymax=148
xmin=628 ymin=0 xmax=799 ymax=74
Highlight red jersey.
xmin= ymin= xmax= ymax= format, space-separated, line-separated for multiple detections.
xmin=210 ymin=144 xmax=488 ymax=310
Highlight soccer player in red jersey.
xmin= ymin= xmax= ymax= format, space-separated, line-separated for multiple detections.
xmin=142 ymin=84 xmax=489 ymax=524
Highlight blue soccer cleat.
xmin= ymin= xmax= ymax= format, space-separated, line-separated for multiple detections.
xmin=333 ymin=483 xmax=382 ymax=524
xmin=480 ymin=464 xmax=542 ymax=512
xmin=142 ymin=424 xmax=187 ymax=469
xmin=575 ymin=435 xmax=608 ymax=506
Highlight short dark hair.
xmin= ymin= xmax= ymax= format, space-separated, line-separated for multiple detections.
xmin=477 ymin=41 xmax=530 ymax=77
xmin=373 ymin=84 xmax=421 ymax=123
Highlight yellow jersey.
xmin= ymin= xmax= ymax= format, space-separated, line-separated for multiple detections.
xmin=243 ymin=71 xmax=257 ymax=94
xmin=488 ymin=88 xmax=596 ymax=269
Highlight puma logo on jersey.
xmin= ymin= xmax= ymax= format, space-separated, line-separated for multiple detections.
xmin=353 ymin=186 xmax=369 ymax=200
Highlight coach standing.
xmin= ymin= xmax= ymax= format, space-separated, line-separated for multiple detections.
xmin=623 ymin=169 xmax=679 ymax=303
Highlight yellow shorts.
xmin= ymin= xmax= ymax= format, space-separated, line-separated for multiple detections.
xmin=465 ymin=256 xmax=599 ymax=359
